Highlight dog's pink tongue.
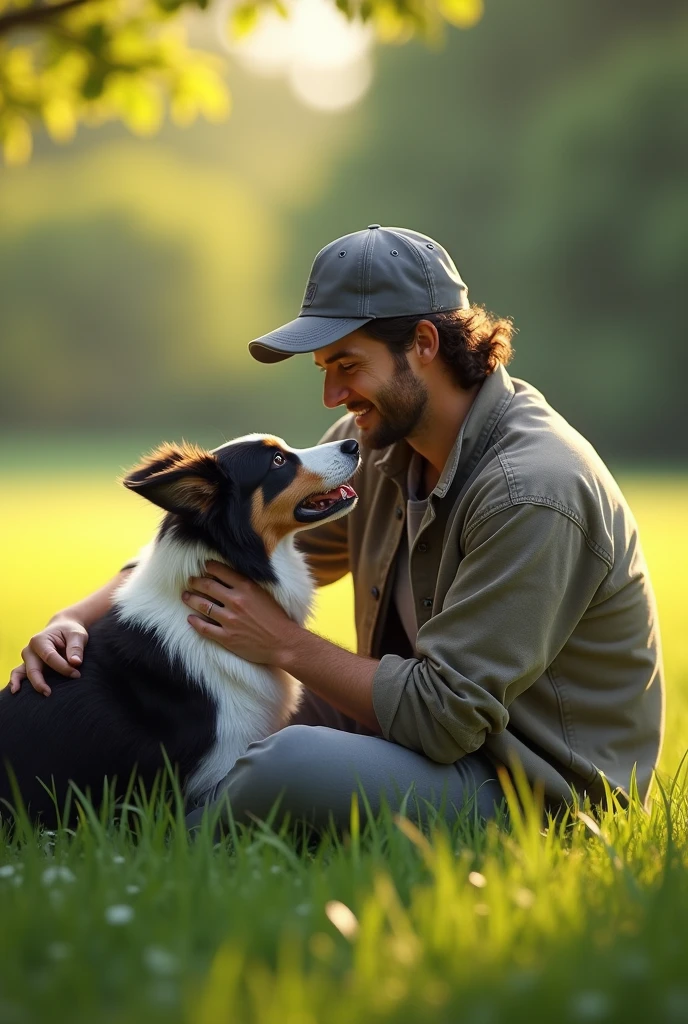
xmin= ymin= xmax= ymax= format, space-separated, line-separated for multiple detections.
xmin=309 ymin=484 xmax=357 ymax=503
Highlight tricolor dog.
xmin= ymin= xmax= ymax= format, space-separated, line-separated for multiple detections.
xmin=0 ymin=433 xmax=360 ymax=825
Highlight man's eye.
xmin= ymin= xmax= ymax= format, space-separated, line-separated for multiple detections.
xmin=272 ymin=452 xmax=286 ymax=467
xmin=340 ymin=364 xmax=356 ymax=373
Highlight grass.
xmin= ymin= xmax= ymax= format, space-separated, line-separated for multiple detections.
xmin=0 ymin=464 xmax=687 ymax=1023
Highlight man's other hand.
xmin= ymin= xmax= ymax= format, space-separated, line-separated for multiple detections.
xmin=9 ymin=619 xmax=89 ymax=697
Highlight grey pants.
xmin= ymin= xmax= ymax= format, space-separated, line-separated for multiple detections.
xmin=185 ymin=689 xmax=504 ymax=832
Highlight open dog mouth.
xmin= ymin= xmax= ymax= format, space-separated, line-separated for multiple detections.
xmin=295 ymin=483 xmax=358 ymax=522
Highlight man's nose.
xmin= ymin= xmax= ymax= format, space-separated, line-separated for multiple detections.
xmin=323 ymin=377 xmax=350 ymax=409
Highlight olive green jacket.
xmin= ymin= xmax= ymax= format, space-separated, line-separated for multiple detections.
xmin=298 ymin=365 xmax=664 ymax=805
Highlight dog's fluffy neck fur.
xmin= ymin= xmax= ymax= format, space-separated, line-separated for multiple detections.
xmin=113 ymin=526 xmax=313 ymax=798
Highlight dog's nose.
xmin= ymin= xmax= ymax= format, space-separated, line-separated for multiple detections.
xmin=340 ymin=439 xmax=359 ymax=456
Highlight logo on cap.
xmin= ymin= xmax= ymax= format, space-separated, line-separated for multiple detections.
xmin=302 ymin=280 xmax=318 ymax=307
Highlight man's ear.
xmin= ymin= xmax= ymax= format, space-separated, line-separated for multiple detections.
xmin=122 ymin=443 xmax=222 ymax=516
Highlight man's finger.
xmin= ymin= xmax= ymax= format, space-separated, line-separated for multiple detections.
xmin=9 ymin=664 xmax=27 ymax=694
xmin=31 ymin=638 xmax=80 ymax=679
xmin=204 ymin=561 xmax=245 ymax=587
xmin=23 ymin=651 xmax=52 ymax=697
xmin=65 ymin=628 xmax=88 ymax=665
xmin=183 ymin=592 xmax=224 ymax=623
xmin=186 ymin=576 xmax=230 ymax=605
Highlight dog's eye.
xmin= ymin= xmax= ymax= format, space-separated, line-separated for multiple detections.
xmin=272 ymin=452 xmax=285 ymax=467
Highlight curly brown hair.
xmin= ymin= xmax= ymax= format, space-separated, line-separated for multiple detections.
xmin=362 ymin=306 xmax=515 ymax=389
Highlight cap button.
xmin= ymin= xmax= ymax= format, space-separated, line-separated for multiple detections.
xmin=367 ymin=224 xmax=381 ymax=229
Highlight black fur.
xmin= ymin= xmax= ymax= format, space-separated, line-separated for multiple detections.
xmin=0 ymin=610 xmax=216 ymax=827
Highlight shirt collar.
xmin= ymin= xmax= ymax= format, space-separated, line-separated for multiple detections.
xmin=372 ymin=364 xmax=515 ymax=496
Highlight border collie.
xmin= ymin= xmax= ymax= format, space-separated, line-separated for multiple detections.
xmin=0 ymin=433 xmax=360 ymax=826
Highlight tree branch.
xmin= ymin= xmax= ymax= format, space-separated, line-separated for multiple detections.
xmin=0 ymin=0 xmax=91 ymax=37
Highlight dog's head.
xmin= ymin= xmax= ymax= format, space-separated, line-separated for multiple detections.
xmin=122 ymin=434 xmax=360 ymax=582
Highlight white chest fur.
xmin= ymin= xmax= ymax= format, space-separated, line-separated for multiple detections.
xmin=114 ymin=532 xmax=313 ymax=799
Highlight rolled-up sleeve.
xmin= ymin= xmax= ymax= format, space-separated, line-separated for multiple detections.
xmin=372 ymin=502 xmax=610 ymax=763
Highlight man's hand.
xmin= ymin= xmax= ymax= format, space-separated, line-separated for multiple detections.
xmin=9 ymin=618 xmax=89 ymax=697
xmin=183 ymin=561 xmax=300 ymax=667
xmin=183 ymin=560 xmax=381 ymax=732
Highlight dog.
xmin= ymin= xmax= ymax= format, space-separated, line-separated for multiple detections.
xmin=0 ymin=433 xmax=360 ymax=825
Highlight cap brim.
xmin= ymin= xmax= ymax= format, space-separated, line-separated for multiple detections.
xmin=248 ymin=315 xmax=373 ymax=364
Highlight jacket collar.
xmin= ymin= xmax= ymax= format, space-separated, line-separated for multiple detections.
xmin=372 ymin=364 xmax=515 ymax=497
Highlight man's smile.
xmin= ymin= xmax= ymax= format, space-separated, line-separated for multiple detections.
xmin=347 ymin=402 xmax=375 ymax=427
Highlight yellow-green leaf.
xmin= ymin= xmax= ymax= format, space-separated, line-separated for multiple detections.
xmin=43 ymin=96 xmax=77 ymax=142
xmin=227 ymin=3 xmax=259 ymax=41
xmin=3 ymin=115 xmax=32 ymax=166
xmin=437 ymin=0 xmax=483 ymax=29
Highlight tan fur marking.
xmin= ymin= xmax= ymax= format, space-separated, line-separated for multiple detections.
xmin=249 ymin=465 xmax=325 ymax=555
xmin=123 ymin=441 xmax=215 ymax=483
xmin=260 ymin=436 xmax=287 ymax=451
xmin=165 ymin=475 xmax=218 ymax=513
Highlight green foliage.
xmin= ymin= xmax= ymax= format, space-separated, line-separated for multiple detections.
xmin=0 ymin=0 xmax=482 ymax=165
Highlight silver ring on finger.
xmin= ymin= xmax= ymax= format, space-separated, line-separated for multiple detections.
xmin=207 ymin=601 xmax=215 ymax=619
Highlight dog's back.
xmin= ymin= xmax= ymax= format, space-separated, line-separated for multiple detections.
xmin=0 ymin=610 xmax=217 ymax=825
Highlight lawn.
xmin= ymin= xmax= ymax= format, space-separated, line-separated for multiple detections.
xmin=0 ymin=463 xmax=686 ymax=1024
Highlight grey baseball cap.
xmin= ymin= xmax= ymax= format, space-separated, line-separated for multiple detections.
xmin=248 ymin=224 xmax=469 ymax=364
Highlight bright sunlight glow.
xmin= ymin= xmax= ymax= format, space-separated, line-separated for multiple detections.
xmin=222 ymin=0 xmax=375 ymax=112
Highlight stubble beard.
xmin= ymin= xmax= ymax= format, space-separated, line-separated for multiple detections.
xmin=360 ymin=361 xmax=430 ymax=451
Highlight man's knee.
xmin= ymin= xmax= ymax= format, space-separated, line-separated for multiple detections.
xmin=220 ymin=725 xmax=334 ymax=821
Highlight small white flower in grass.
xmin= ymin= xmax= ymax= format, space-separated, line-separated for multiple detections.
xmin=468 ymin=871 xmax=487 ymax=888
xmin=325 ymin=900 xmax=359 ymax=940
xmin=0 ymin=865 xmax=16 ymax=878
xmin=125 ymin=884 xmax=141 ymax=895
xmin=105 ymin=904 xmax=135 ymax=926
xmin=42 ymin=867 xmax=76 ymax=886
xmin=47 ymin=942 xmax=72 ymax=961
xmin=295 ymin=903 xmax=312 ymax=917
xmin=513 ymin=887 xmax=535 ymax=909
xmin=12 ymin=875 xmax=23 ymax=888
xmin=143 ymin=946 xmax=178 ymax=976
xmin=571 ymin=990 xmax=611 ymax=1021
xmin=269 ymin=865 xmax=282 ymax=875
xmin=112 ymin=855 xmax=126 ymax=865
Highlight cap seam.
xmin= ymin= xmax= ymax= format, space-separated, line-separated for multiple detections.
xmin=362 ymin=230 xmax=376 ymax=317
xmin=394 ymin=232 xmax=436 ymax=309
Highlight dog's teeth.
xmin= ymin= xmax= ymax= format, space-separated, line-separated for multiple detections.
xmin=340 ymin=487 xmax=346 ymax=499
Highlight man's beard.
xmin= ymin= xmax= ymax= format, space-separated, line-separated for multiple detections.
xmin=357 ymin=361 xmax=429 ymax=450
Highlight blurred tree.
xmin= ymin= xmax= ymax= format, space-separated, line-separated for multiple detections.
xmin=0 ymin=0 xmax=483 ymax=165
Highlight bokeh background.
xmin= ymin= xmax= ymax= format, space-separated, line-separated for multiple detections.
xmin=1 ymin=0 xmax=686 ymax=767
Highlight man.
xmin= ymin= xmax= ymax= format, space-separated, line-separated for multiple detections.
xmin=10 ymin=225 xmax=664 ymax=830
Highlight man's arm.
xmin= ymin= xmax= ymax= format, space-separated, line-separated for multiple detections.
xmin=279 ymin=628 xmax=381 ymax=732
xmin=9 ymin=568 xmax=132 ymax=696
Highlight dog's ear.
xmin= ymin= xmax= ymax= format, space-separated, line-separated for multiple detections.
xmin=122 ymin=443 xmax=222 ymax=516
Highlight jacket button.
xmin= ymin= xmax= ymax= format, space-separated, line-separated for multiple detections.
xmin=417 ymin=541 xmax=428 ymax=553
xmin=371 ymin=586 xmax=380 ymax=600
xmin=422 ymin=598 xmax=433 ymax=609
xmin=395 ymin=506 xmax=403 ymax=520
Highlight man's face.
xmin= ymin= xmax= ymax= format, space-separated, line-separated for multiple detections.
xmin=313 ymin=331 xmax=428 ymax=450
